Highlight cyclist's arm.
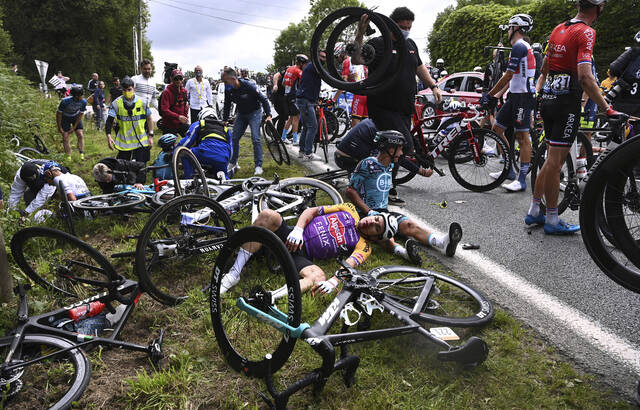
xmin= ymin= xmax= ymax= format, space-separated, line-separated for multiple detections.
xmin=578 ymin=63 xmax=609 ymax=111
xmin=56 ymin=111 xmax=63 ymax=132
xmin=8 ymin=173 xmax=26 ymax=210
xmin=223 ymin=89 xmax=231 ymax=120
xmin=293 ymin=207 xmax=320 ymax=229
xmin=488 ymin=70 xmax=513 ymax=97
xmin=345 ymin=186 xmax=371 ymax=215
xmin=73 ymin=112 xmax=84 ymax=129
xmin=272 ymin=72 xmax=281 ymax=91
xmin=25 ymin=184 xmax=56 ymax=214
xmin=535 ymin=56 xmax=549 ymax=94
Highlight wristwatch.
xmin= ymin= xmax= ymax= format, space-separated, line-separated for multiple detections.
xmin=148 ymin=131 xmax=154 ymax=137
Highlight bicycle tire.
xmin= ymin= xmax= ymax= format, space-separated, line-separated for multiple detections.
xmin=0 ymin=334 xmax=91 ymax=410
xmin=16 ymin=147 xmax=44 ymax=158
xmin=448 ymin=127 xmax=512 ymax=192
xmin=393 ymin=155 xmax=420 ymax=186
xmin=172 ymin=146 xmax=211 ymax=198
xmin=210 ymin=226 xmax=301 ymax=378
xmin=135 ymin=194 xmax=234 ymax=305
xmin=278 ymin=135 xmax=291 ymax=165
xmin=324 ymin=109 xmax=339 ymax=142
xmin=58 ymin=180 xmax=76 ymax=236
xmin=371 ymin=266 xmax=494 ymax=327
xmin=332 ymin=107 xmax=350 ymax=140
xmin=262 ymin=120 xmax=283 ymax=165
xmin=10 ymin=227 xmax=119 ymax=300
xmin=319 ymin=115 xmax=329 ymax=163
xmin=257 ymin=177 xmax=342 ymax=220
xmin=33 ymin=134 xmax=49 ymax=154
xmin=531 ymin=133 xmax=594 ymax=214
xmin=72 ymin=192 xmax=146 ymax=211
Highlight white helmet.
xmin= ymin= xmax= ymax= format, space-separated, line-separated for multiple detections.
xmin=198 ymin=106 xmax=217 ymax=121
xmin=508 ymin=14 xmax=533 ymax=33
xmin=380 ymin=213 xmax=398 ymax=240
xmin=440 ymin=70 xmax=448 ymax=76
xmin=473 ymin=66 xmax=482 ymax=72
xmin=436 ymin=58 xmax=445 ymax=66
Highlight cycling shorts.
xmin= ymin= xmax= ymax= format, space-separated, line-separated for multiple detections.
xmin=495 ymin=93 xmax=535 ymax=133
xmin=274 ymin=219 xmax=314 ymax=273
xmin=351 ymin=95 xmax=368 ymax=119
xmin=540 ymin=94 xmax=581 ymax=147
xmin=286 ymin=95 xmax=299 ymax=116
xmin=61 ymin=115 xmax=83 ymax=132
xmin=334 ymin=151 xmax=359 ymax=173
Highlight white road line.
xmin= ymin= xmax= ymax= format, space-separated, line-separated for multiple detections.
xmin=392 ymin=206 xmax=640 ymax=375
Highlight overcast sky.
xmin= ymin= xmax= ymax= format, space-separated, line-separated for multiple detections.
xmin=146 ymin=0 xmax=457 ymax=83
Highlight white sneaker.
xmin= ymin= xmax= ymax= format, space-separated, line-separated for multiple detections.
xmin=502 ymin=179 xmax=526 ymax=192
xmin=254 ymin=166 xmax=263 ymax=176
xmin=302 ymin=153 xmax=319 ymax=161
xmin=283 ymin=138 xmax=292 ymax=145
xmin=220 ymin=274 xmax=239 ymax=295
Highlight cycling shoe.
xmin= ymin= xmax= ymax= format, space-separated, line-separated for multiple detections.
xmin=543 ymin=220 xmax=580 ymax=235
xmin=524 ymin=213 xmax=545 ymax=226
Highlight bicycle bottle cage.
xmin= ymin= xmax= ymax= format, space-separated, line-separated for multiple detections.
xmin=310 ymin=7 xmax=407 ymax=96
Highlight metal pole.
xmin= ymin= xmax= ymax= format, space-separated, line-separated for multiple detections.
xmin=138 ymin=0 xmax=143 ymax=65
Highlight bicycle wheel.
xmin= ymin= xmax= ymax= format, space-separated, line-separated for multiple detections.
xmin=318 ymin=116 xmax=329 ymax=163
xmin=210 ymin=226 xmax=301 ymax=378
xmin=257 ymin=177 xmax=342 ymax=221
xmin=33 ymin=134 xmax=49 ymax=154
xmin=58 ymin=181 xmax=76 ymax=236
xmin=172 ymin=146 xmax=211 ymax=198
xmin=324 ymin=109 xmax=339 ymax=141
xmin=262 ymin=120 xmax=283 ymax=165
xmin=16 ymin=147 xmax=44 ymax=158
xmin=72 ymin=192 xmax=146 ymax=211
xmin=332 ymin=107 xmax=350 ymax=139
xmin=371 ymin=266 xmax=493 ymax=327
xmin=10 ymin=227 xmax=119 ymax=301
xmin=278 ymin=135 xmax=291 ymax=165
xmin=135 ymin=194 xmax=234 ymax=305
xmin=448 ymin=127 xmax=511 ymax=192
xmin=0 ymin=334 xmax=91 ymax=409
xmin=531 ymin=133 xmax=594 ymax=214
xmin=393 ymin=153 xmax=420 ymax=186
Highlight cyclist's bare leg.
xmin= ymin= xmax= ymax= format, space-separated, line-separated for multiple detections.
xmin=515 ymin=131 xmax=531 ymax=163
xmin=61 ymin=131 xmax=71 ymax=155
xmin=75 ymin=129 xmax=85 ymax=153
xmin=539 ymin=145 xmax=570 ymax=208
xmin=291 ymin=115 xmax=300 ymax=133
xmin=398 ymin=219 xmax=430 ymax=244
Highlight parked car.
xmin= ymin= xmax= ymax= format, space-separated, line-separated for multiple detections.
xmin=416 ymin=71 xmax=484 ymax=130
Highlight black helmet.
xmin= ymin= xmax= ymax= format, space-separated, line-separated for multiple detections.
xmin=121 ymin=76 xmax=134 ymax=89
xmin=70 ymin=84 xmax=83 ymax=97
xmin=20 ymin=161 xmax=40 ymax=183
xmin=374 ymin=130 xmax=406 ymax=150
xmin=295 ymin=54 xmax=308 ymax=65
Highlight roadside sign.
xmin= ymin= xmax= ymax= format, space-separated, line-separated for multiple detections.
xmin=34 ymin=59 xmax=49 ymax=92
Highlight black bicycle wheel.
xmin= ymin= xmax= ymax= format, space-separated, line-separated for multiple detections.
xmin=279 ymin=135 xmax=291 ymax=165
xmin=531 ymin=133 xmax=594 ymax=215
xmin=16 ymin=147 xmax=44 ymax=158
xmin=324 ymin=109 xmax=339 ymax=141
xmin=57 ymin=180 xmax=76 ymax=236
xmin=72 ymin=192 xmax=146 ymax=211
xmin=318 ymin=116 xmax=329 ymax=163
xmin=257 ymin=177 xmax=342 ymax=222
xmin=135 ymin=194 xmax=234 ymax=305
xmin=393 ymin=154 xmax=420 ymax=186
xmin=448 ymin=127 xmax=511 ymax=192
xmin=210 ymin=226 xmax=301 ymax=378
xmin=10 ymin=227 xmax=119 ymax=301
xmin=262 ymin=120 xmax=283 ymax=165
xmin=0 ymin=334 xmax=91 ymax=409
xmin=33 ymin=134 xmax=49 ymax=154
xmin=371 ymin=266 xmax=494 ymax=327
xmin=332 ymin=107 xmax=350 ymax=139
xmin=172 ymin=146 xmax=211 ymax=198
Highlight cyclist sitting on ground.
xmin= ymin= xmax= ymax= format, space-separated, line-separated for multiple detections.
xmin=8 ymin=160 xmax=69 ymax=217
xmin=346 ymin=130 xmax=462 ymax=263
xmin=91 ymin=158 xmax=147 ymax=194
xmin=220 ymin=202 xmax=395 ymax=297
xmin=178 ymin=107 xmax=233 ymax=179
xmin=481 ymin=13 xmax=536 ymax=192
xmin=608 ymin=30 xmax=640 ymax=117
xmin=42 ymin=161 xmax=90 ymax=201
xmin=151 ymin=134 xmax=177 ymax=181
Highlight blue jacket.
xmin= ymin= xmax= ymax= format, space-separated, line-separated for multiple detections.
xmin=296 ymin=62 xmax=321 ymax=102
xmin=223 ymin=78 xmax=271 ymax=119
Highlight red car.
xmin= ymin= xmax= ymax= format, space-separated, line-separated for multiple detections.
xmin=416 ymin=71 xmax=484 ymax=129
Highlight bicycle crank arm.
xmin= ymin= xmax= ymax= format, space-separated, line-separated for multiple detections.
xmin=432 ymin=166 xmax=445 ymax=177
xmin=236 ymin=297 xmax=309 ymax=338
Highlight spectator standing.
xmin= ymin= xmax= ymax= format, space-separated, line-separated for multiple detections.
xmin=132 ymin=59 xmax=159 ymax=109
xmin=295 ymin=50 xmax=325 ymax=160
xmin=222 ymin=67 xmax=272 ymax=175
xmin=270 ymin=67 xmax=289 ymax=137
xmin=54 ymin=71 xmax=70 ymax=97
xmin=281 ymin=55 xmax=308 ymax=144
xmin=109 ymin=77 xmax=123 ymax=104
xmin=93 ymin=81 xmax=106 ymax=130
xmin=56 ymin=85 xmax=87 ymax=161
xmin=185 ymin=65 xmax=213 ymax=123
xmin=87 ymin=73 xmax=99 ymax=95
xmin=159 ymin=69 xmax=190 ymax=136
xmin=105 ymin=76 xmax=154 ymax=163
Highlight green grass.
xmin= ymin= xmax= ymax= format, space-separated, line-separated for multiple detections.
xmin=0 ymin=122 xmax=633 ymax=409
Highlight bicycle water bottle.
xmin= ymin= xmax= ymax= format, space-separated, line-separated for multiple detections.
xmin=576 ymin=157 xmax=587 ymax=180
xmin=68 ymin=301 xmax=106 ymax=322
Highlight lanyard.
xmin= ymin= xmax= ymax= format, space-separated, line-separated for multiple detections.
xmin=194 ymin=79 xmax=205 ymax=101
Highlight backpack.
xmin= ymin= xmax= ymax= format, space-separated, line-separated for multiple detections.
xmin=152 ymin=151 xmax=174 ymax=180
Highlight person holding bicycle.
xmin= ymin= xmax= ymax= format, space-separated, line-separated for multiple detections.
xmin=219 ymin=202 xmax=396 ymax=297
xmin=526 ymin=0 xmax=620 ymax=235
xmin=91 ymin=158 xmax=147 ymax=194
xmin=481 ymin=14 xmax=536 ymax=193
xmin=346 ymin=131 xmax=461 ymax=263
xmin=295 ymin=49 xmax=326 ymax=161
xmin=56 ymin=84 xmax=87 ymax=161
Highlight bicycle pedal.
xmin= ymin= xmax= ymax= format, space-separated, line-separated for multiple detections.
xmin=149 ymin=329 xmax=165 ymax=368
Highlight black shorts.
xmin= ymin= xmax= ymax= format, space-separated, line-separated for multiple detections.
xmin=495 ymin=93 xmax=535 ymax=132
xmin=540 ymin=95 xmax=581 ymax=147
xmin=116 ymin=146 xmax=151 ymax=163
xmin=367 ymin=106 xmax=414 ymax=153
xmin=286 ymin=95 xmax=299 ymax=116
xmin=334 ymin=152 xmax=359 ymax=173
xmin=274 ymin=219 xmax=314 ymax=272
xmin=61 ymin=116 xmax=83 ymax=132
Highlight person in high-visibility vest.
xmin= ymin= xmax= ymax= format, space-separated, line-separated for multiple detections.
xmin=105 ymin=76 xmax=154 ymax=163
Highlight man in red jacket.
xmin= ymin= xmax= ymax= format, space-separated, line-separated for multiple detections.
xmin=159 ymin=69 xmax=190 ymax=136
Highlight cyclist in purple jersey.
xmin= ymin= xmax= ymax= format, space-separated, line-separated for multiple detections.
xmin=219 ymin=203 xmax=398 ymax=297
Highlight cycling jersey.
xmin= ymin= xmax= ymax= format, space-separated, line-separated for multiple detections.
xmin=57 ymin=96 xmax=87 ymax=119
xmin=303 ymin=203 xmax=371 ymax=266
xmin=506 ymin=38 xmax=536 ymax=94
xmin=53 ymin=173 xmax=90 ymax=198
xmin=342 ymin=57 xmax=366 ymax=82
xmin=349 ymin=157 xmax=394 ymax=211
xmin=283 ymin=66 xmax=302 ymax=96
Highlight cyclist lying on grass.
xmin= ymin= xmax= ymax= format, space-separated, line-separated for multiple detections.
xmin=43 ymin=161 xmax=90 ymax=201
xmin=92 ymin=158 xmax=147 ymax=194
xmin=346 ymin=130 xmax=462 ymax=263
xmin=220 ymin=202 xmax=397 ymax=297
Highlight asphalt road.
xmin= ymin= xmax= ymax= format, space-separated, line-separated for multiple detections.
xmin=284 ymin=138 xmax=640 ymax=400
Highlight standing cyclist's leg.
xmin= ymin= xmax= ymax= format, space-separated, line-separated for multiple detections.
xmin=230 ymin=114 xmax=249 ymax=166
xmin=248 ymin=109 xmax=263 ymax=169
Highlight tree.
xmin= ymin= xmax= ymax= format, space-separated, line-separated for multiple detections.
xmin=0 ymin=5 xmax=13 ymax=63
xmin=0 ymin=0 xmax=153 ymax=86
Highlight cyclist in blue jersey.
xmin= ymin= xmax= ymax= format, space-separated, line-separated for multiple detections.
xmin=220 ymin=202 xmax=398 ymax=297
xmin=481 ymin=14 xmax=536 ymax=192
xmin=56 ymin=84 xmax=87 ymax=161
xmin=346 ymin=131 xmax=462 ymax=262
xmin=178 ymin=107 xmax=233 ymax=179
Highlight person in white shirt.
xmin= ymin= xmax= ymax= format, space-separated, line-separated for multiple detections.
xmin=185 ymin=65 xmax=213 ymax=123
xmin=8 ymin=160 xmax=58 ymax=216
xmin=131 ymin=59 xmax=159 ymax=109
xmin=42 ymin=161 xmax=90 ymax=201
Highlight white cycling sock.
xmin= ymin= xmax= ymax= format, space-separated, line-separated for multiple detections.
xmin=393 ymin=245 xmax=410 ymax=261
xmin=428 ymin=233 xmax=446 ymax=249
xmin=528 ymin=197 xmax=541 ymax=217
xmin=227 ymin=248 xmax=252 ymax=280
xmin=546 ymin=207 xmax=559 ymax=225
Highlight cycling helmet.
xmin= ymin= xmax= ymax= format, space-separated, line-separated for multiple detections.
xmin=121 ymin=76 xmax=134 ymax=89
xmin=295 ymin=54 xmax=309 ymax=65
xmin=198 ymin=106 xmax=217 ymax=121
xmin=508 ymin=14 xmax=533 ymax=33
xmin=473 ymin=66 xmax=483 ymax=72
xmin=440 ymin=70 xmax=449 ymax=77
xmin=532 ymin=42 xmax=543 ymax=53
xmin=20 ymin=162 xmax=41 ymax=183
xmin=374 ymin=130 xmax=406 ymax=150
xmin=380 ymin=213 xmax=398 ymax=240
xmin=70 ymin=84 xmax=83 ymax=97
xmin=158 ymin=134 xmax=177 ymax=150
xmin=334 ymin=42 xmax=346 ymax=56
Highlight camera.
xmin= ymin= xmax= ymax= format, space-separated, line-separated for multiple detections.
xmin=605 ymin=79 xmax=630 ymax=104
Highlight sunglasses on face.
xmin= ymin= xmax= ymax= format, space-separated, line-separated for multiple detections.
xmin=173 ymin=77 xmax=183 ymax=81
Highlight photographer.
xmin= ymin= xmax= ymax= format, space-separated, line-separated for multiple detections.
xmin=608 ymin=30 xmax=640 ymax=116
